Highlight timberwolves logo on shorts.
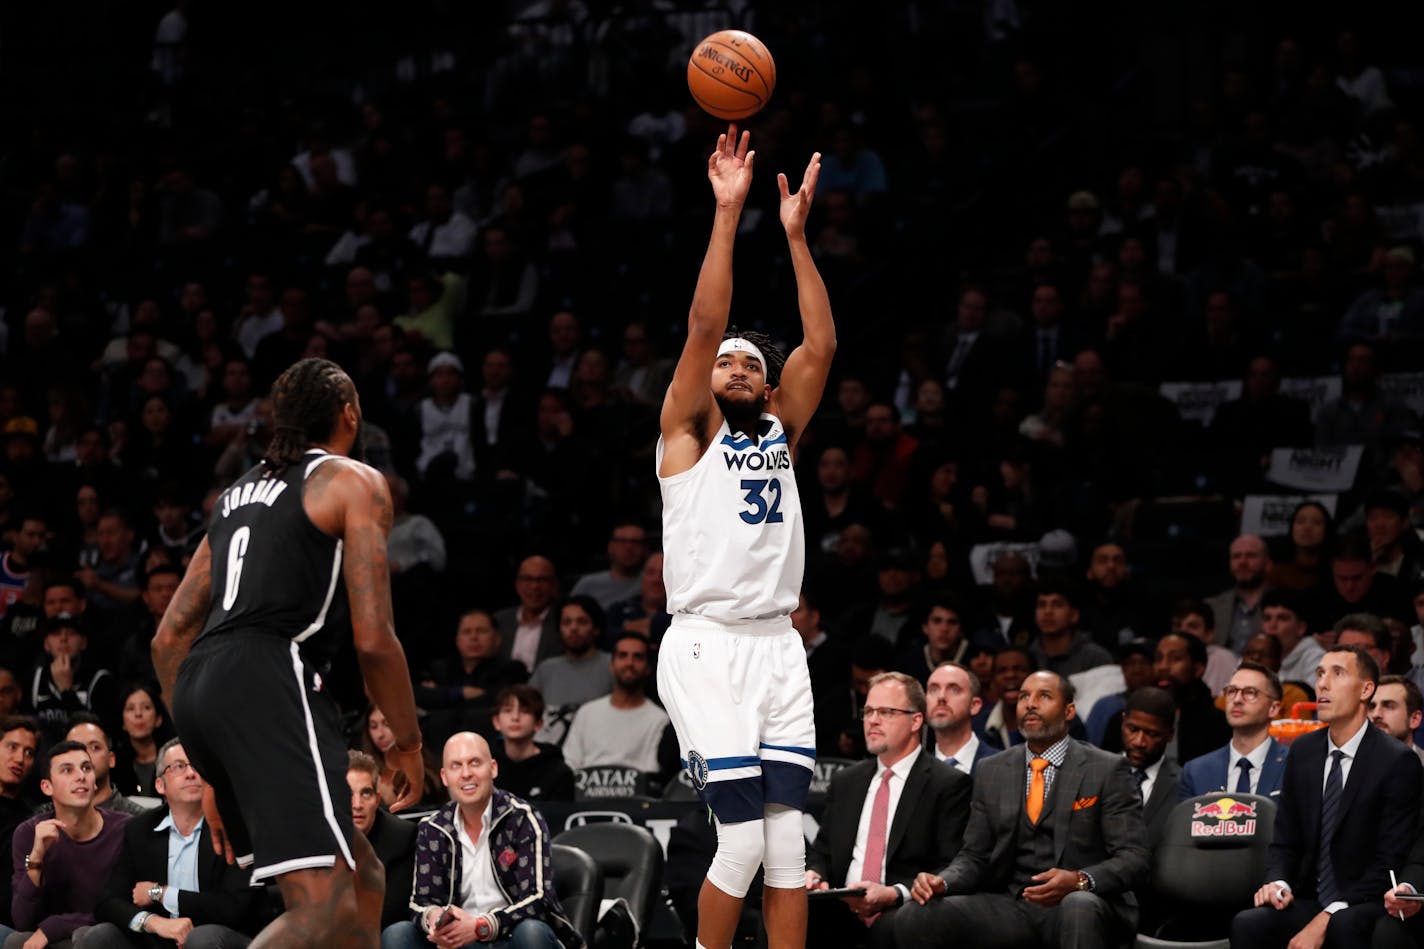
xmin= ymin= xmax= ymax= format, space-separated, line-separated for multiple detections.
xmin=692 ymin=641 xmax=701 ymax=659
xmin=686 ymin=750 xmax=709 ymax=790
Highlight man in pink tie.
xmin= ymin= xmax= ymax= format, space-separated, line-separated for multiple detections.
xmin=805 ymin=672 xmax=972 ymax=948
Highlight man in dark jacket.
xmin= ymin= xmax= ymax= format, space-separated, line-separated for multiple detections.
xmin=83 ymin=738 xmax=263 ymax=948
xmin=346 ymin=750 xmax=416 ymax=934
xmin=385 ymin=732 xmax=583 ymax=949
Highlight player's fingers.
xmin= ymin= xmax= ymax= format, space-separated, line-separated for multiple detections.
xmin=734 ymin=127 xmax=748 ymax=159
xmin=803 ymin=154 xmax=821 ymax=196
xmin=390 ymin=785 xmax=421 ymax=813
xmin=744 ymin=150 xmax=755 ymax=172
xmin=777 ymin=173 xmax=790 ymax=200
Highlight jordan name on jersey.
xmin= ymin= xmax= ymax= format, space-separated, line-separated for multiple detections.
xmin=219 ymin=477 xmax=289 ymax=517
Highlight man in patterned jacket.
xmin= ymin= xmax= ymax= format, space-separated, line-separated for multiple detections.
xmin=384 ymin=731 xmax=583 ymax=949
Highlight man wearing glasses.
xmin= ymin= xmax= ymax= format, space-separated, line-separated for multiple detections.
xmin=806 ymin=672 xmax=971 ymax=948
xmin=84 ymin=738 xmax=262 ymax=948
xmin=1178 ymin=662 xmax=1290 ymax=800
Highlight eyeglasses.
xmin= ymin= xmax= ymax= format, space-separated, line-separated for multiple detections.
xmin=159 ymin=760 xmax=197 ymax=777
xmin=861 ymin=707 xmax=919 ymax=721
xmin=1222 ymin=686 xmax=1275 ymax=702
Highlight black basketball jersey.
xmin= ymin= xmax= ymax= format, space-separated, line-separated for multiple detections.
xmin=199 ymin=451 xmax=350 ymax=659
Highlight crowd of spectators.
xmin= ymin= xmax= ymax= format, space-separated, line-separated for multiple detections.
xmin=3 ymin=0 xmax=1424 ymax=946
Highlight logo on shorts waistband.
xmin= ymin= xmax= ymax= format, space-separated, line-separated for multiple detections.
xmin=686 ymin=750 xmax=709 ymax=790
xmin=692 ymin=641 xmax=701 ymax=659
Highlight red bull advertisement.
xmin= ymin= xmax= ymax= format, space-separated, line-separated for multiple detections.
xmin=1189 ymin=796 xmax=1259 ymax=838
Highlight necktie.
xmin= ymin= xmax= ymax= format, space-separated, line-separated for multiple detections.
xmin=1132 ymin=768 xmax=1148 ymax=804
xmin=862 ymin=769 xmax=893 ymax=885
xmin=1027 ymin=757 xmax=1050 ymax=823
xmin=1235 ymin=759 xmax=1253 ymax=794
xmin=1318 ymin=750 xmax=1346 ymax=905
xmin=947 ymin=336 xmax=973 ymax=382
xmin=947 ymin=757 xmax=960 ymax=771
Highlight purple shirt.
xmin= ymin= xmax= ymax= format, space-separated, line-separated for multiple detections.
xmin=11 ymin=809 xmax=130 ymax=941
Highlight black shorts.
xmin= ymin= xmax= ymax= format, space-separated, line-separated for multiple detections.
xmin=173 ymin=631 xmax=355 ymax=884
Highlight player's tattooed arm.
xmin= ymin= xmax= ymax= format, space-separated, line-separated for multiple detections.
xmin=154 ymin=536 xmax=213 ymax=716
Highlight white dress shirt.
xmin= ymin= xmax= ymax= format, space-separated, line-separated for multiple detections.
xmin=457 ymin=801 xmax=505 ymax=916
xmin=1135 ymin=757 xmax=1164 ymax=804
xmin=846 ymin=746 xmax=921 ymax=886
xmin=1227 ymin=735 xmax=1274 ymax=795
xmin=510 ymin=608 xmax=549 ymax=673
xmin=934 ymin=733 xmax=980 ymax=775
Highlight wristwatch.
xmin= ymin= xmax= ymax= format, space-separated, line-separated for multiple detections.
xmin=24 ymin=853 xmax=42 ymax=872
xmin=149 ymin=883 xmax=165 ymax=904
xmin=1076 ymin=872 xmax=1092 ymax=892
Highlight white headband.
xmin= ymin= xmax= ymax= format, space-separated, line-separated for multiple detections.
xmin=718 ymin=337 xmax=767 ymax=370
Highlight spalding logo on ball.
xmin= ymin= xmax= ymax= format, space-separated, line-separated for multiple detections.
xmin=687 ymin=29 xmax=776 ymax=121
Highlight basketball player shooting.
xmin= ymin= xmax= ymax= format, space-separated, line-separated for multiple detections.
xmin=657 ymin=126 xmax=834 ymax=949
xmin=152 ymin=359 xmax=424 ymax=949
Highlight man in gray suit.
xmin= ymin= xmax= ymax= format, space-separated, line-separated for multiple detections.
xmin=895 ymin=671 xmax=1150 ymax=949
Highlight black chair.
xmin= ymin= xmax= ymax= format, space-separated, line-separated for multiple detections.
xmin=551 ymin=843 xmax=603 ymax=943
xmin=554 ymin=823 xmax=665 ymax=932
xmin=1137 ymin=792 xmax=1277 ymax=949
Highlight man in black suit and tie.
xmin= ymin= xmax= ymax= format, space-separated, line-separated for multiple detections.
xmin=806 ymin=672 xmax=971 ymax=948
xmin=1231 ymin=643 xmax=1421 ymax=948
xmin=86 ymin=739 xmax=263 ymax=948
xmin=924 ymin=662 xmax=997 ymax=774
xmin=495 ymin=555 xmax=563 ymax=674
xmin=896 ymin=671 xmax=1150 ymax=949
xmin=1121 ymin=687 xmax=1182 ymax=849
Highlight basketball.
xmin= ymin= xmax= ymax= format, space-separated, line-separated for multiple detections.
xmin=686 ymin=30 xmax=776 ymax=121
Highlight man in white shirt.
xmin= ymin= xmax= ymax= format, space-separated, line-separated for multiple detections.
xmin=1179 ymin=663 xmax=1289 ymax=800
xmin=391 ymin=732 xmax=581 ymax=949
xmin=1233 ymin=645 xmax=1421 ymax=948
xmin=924 ymin=662 xmax=989 ymax=775
xmin=560 ymin=634 xmax=670 ymax=774
xmin=805 ymin=672 xmax=971 ymax=949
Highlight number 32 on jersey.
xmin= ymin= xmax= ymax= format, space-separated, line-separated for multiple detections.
xmin=739 ymin=478 xmax=784 ymax=525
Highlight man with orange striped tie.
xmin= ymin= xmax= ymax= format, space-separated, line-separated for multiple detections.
xmin=894 ymin=671 xmax=1150 ymax=949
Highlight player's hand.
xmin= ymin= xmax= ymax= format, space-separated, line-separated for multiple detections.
xmin=1386 ymin=884 xmax=1422 ymax=919
xmin=1253 ymin=882 xmax=1292 ymax=909
xmin=804 ymin=870 xmax=829 ymax=890
xmin=911 ymin=872 xmax=946 ymax=905
xmin=203 ymin=785 xmax=235 ymax=865
xmin=387 ymin=743 xmax=425 ymax=812
xmin=778 ymin=151 xmax=821 ymax=239
xmin=1022 ymin=868 xmax=1079 ymax=907
xmin=31 ymin=817 xmax=66 ymax=858
xmin=708 ymin=125 xmax=754 ymax=209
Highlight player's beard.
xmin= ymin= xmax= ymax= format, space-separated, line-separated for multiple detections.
xmin=714 ymin=391 xmax=766 ymax=439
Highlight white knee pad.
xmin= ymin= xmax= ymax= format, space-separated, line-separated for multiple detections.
xmin=761 ymin=804 xmax=806 ymax=889
xmin=706 ymin=817 xmax=766 ymax=899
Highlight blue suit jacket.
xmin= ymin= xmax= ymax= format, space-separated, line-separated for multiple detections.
xmin=1176 ymin=737 xmax=1289 ymax=801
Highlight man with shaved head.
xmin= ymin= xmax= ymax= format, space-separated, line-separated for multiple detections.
xmin=389 ymin=733 xmax=584 ymax=948
xmin=1207 ymin=534 xmax=1273 ymax=653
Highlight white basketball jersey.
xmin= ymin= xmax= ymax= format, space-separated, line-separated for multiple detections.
xmin=657 ymin=413 xmax=804 ymax=621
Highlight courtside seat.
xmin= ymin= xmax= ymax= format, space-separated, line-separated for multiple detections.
xmin=1136 ymin=792 xmax=1276 ymax=949
xmin=554 ymin=823 xmax=665 ymax=931
xmin=551 ymin=843 xmax=604 ymax=943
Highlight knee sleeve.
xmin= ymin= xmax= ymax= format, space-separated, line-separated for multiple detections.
xmin=706 ymin=817 xmax=766 ymax=898
xmin=762 ymin=804 xmax=806 ymax=889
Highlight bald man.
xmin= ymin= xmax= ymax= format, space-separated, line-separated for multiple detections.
xmin=1206 ymin=535 xmax=1273 ymax=653
xmin=496 ymin=556 xmax=564 ymax=673
xmin=390 ymin=733 xmax=584 ymax=949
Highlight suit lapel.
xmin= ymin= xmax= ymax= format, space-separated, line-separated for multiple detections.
xmin=1261 ymin=738 xmax=1288 ymax=796
xmin=1335 ymin=726 xmax=1376 ymax=821
xmin=1052 ymin=744 xmax=1087 ymax=861
xmin=1146 ymin=762 xmax=1177 ymax=823
xmin=887 ymin=754 xmax=929 ymax=858
xmin=837 ymin=762 xmax=877 ymax=872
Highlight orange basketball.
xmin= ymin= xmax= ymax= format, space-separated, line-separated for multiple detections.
xmin=687 ymin=30 xmax=776 ymax=121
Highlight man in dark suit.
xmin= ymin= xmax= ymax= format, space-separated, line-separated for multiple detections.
xmin=1231 ymin=644 xmax=1421 ymax=948
xmin=1120 ymin=687 xmax=1182 ymax=848
xmin=806 ymin=672 xmax=971 ymax=948
xmin=1376 ymin=817 xmax=1424 ymax=947
xmin=86 ymin=739 xmax=262 ymax=948
xmin=896 ymin=671 xmax=1150 ymax=949
xmin=495 ymin=555 xmax=563 ymax=674
xmin=1179 ymin=662 xmax=1290 ymax=800
xmin=347 ymin=750 xmax=416 ymax=934
xmin=924 ymin=662 xmax=997 ymax=774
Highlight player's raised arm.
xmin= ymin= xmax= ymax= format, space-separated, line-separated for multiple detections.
xmin=770 ymin=151 xmax=835 ymax=445
xmin=660 ymin=126 xmax=755 ymax=447
xmin=333 ymin=461 xmax=425 ymax=809
xmin=153 ymin=536 xmax=213 ymax=715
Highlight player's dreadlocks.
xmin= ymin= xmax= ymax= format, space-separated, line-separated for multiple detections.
xmin=261 ymin=358 xmax=353 ymax=473
xmin=723 ymin=327 xmax=786 ymax=387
